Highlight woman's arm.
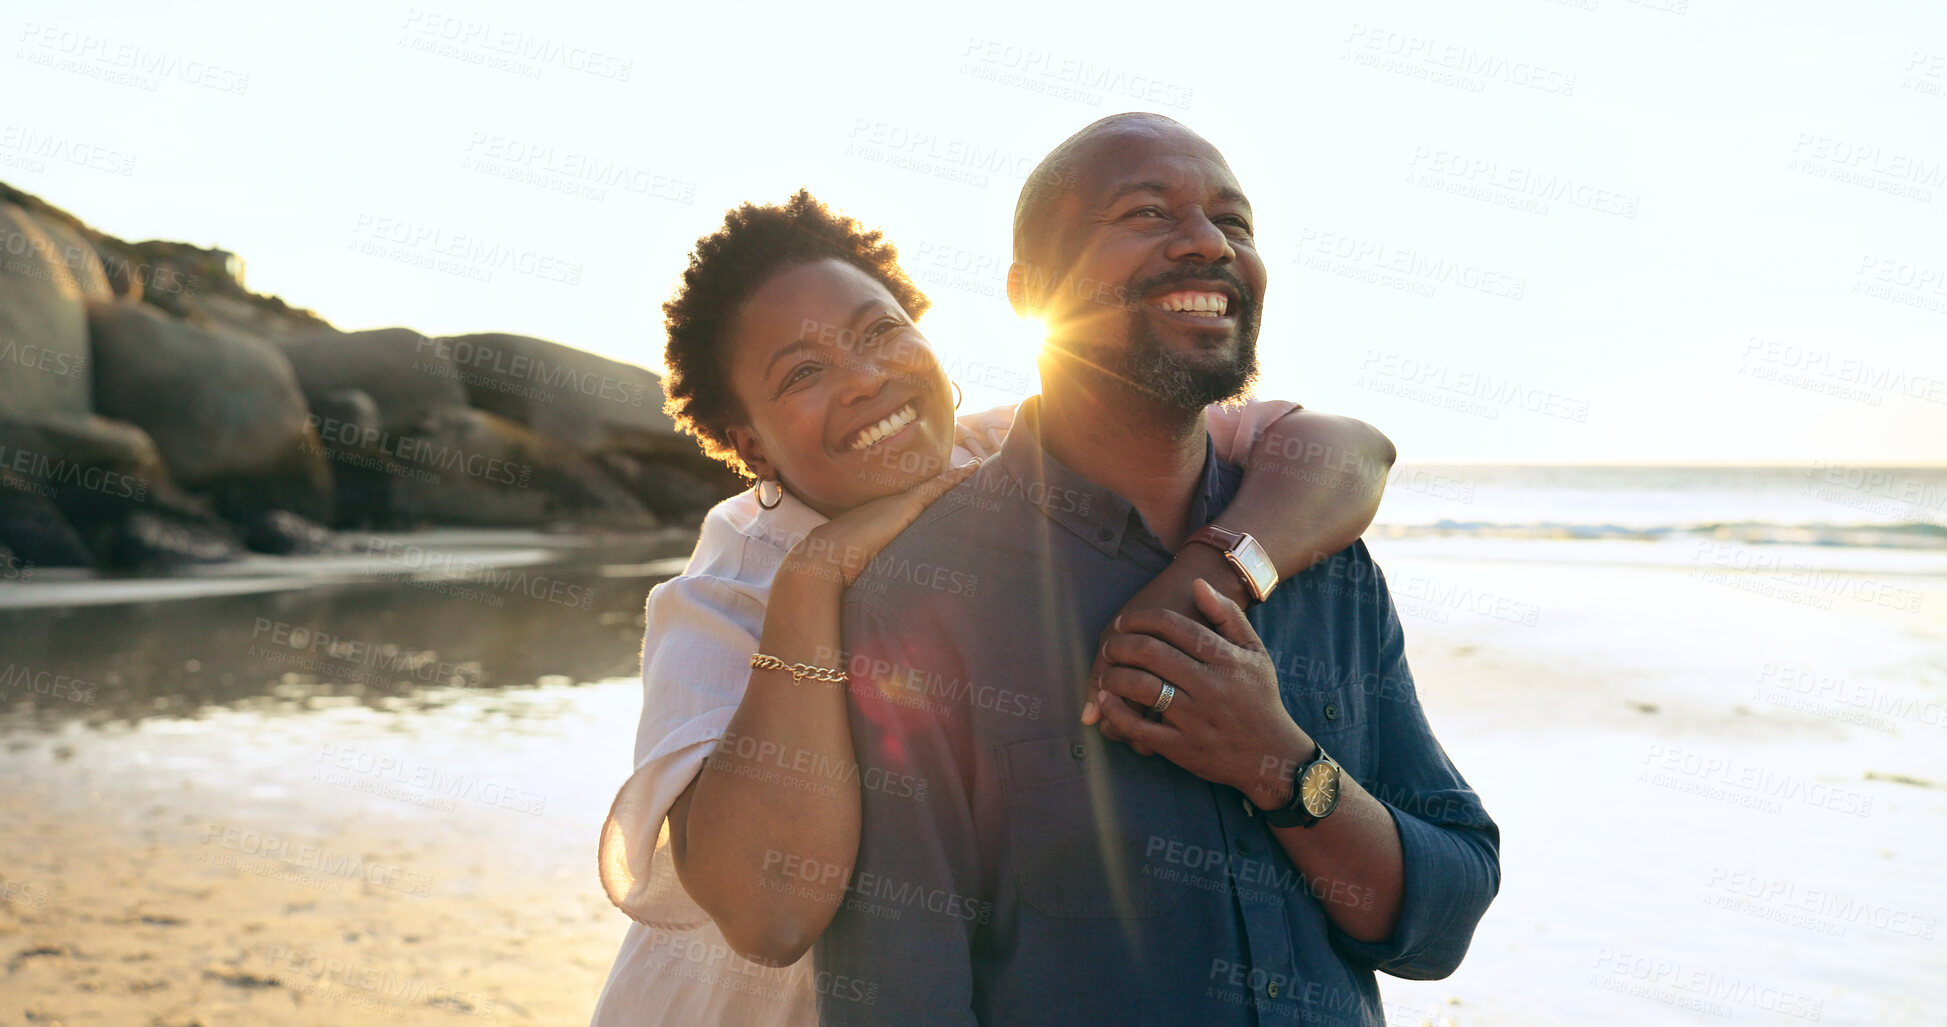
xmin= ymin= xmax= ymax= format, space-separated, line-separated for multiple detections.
xmin=669 ymin=461 xmax=977 ymax=966
xmin=1214 ymin=406 xmax=1397 ymax=579
xmin=1085 ymin=406 xmax=1395 ymax=732
xmin=669 ymin=544 xmax=857 ymax=965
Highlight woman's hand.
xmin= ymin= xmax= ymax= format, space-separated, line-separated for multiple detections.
xmin=781 ymin=460 xmax=981 ymax=589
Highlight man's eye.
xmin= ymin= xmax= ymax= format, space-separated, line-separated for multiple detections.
xmin=1127 ymin=206 xmax=1166 ymax=219
xmin=1219 ymin=216 xmax=1253 ymax=232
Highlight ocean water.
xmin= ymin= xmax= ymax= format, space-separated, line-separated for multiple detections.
xmin=1373 ymin=464 xmax=1947 ymax=548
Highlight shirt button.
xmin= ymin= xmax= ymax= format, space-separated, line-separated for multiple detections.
xmin=1070 ymin=743 xmax=1086 ymax=761
xmin=1267 ymin=981 xmax=1280 ymax=998
xmin=1097 ymin=527 xmax=1113 ymax=542
xmin=1324 ymin=702 xmax=1340 ymax=721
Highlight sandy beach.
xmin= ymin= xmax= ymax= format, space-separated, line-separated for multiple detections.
xmin=2 ymin=533 xmax=1943 ymax=1025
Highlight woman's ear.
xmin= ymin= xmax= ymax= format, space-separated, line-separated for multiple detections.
xmin=726 ymin=425 xmax=774 ymax=481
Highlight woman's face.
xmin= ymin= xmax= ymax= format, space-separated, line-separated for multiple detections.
xmin=723 ymin=258 xmax=956 ymax=517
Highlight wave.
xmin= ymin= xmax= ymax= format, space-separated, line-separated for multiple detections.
xmin=1369 ymin=519 xmax=1947 ymax=550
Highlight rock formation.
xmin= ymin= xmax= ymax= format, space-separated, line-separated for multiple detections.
xmin=0 ymin=181 xmax=736 ymax=573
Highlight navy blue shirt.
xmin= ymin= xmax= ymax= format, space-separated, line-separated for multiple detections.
xmin=815 ymin=399 xmax=1499 ymax=1026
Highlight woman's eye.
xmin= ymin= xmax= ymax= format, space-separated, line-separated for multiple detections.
xmin=782 ymin=363 xmax=821 ymax=389
xmin=864 ymin=317 xmax=906 ymax=344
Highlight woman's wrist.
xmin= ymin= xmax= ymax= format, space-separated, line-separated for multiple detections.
xmin=775 ymin=548 xmax=851 ymax=595
xmin=1172 ymin=541 xmax=1254 ymax=607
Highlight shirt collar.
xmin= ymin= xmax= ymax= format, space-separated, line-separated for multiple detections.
xmin=991 ymin=396 xmax=1229 ymax=559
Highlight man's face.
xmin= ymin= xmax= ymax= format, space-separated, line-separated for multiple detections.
xmin=1022 ymin=125 xmax=1266 ymax=409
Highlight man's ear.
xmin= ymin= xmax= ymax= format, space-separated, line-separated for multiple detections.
xmin=1006 ymin=261 xmax=1035 ymax=318
xmin=725 ymin=425 xmax=774 ymax=481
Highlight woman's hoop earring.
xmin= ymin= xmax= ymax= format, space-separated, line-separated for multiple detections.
xmin=755 ymin=477 xmax=784 ymax=510
xmin=951 ymin=381 xmax=963 ymax=410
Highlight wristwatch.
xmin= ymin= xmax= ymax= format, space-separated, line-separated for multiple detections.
xmin=1182 ymin=525 xmax=1278 ymax=604
xmin=1262 ymin=744 xmax=1342 ymax=829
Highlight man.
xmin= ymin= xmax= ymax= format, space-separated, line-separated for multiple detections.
xmin=815 ymin=113 xmax=1499 ymax=1026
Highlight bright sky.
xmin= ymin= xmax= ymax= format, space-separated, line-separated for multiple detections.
xmin=6 ymin=0 xmax=1943 ymax=464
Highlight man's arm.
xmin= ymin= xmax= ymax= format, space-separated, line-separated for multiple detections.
xmin=1094 ymin=573 xmax=1499 ymax=977
xmin=813 ymin=600 xmax=983 ymax=1026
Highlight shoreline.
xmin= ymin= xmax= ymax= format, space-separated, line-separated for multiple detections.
xmin=0 ymin=525 xmax=697 ymax=610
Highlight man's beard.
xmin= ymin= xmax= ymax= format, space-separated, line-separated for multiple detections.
xmin=1070 ymin=303 xmax=1260 ymax=410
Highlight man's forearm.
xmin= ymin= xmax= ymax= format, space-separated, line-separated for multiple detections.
xmin=1224 ymin=411 xmax=1394 ymax=578
xmin=1251 ymin=730 xmax=1406 ymax=943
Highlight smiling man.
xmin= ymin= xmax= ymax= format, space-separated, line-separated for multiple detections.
xmin=812 ymin=113 xmax=1499 ymax=1026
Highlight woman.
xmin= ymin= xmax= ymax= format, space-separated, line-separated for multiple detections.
xmin=591 ymin=191 xmax=1396 ymax=1025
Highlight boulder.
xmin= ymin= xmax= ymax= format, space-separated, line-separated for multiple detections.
xmin=0 ymin=414 xmax=246 ymax=569
xmin=302 ymin=388 xmax=411 ymax=530
xmin=277 ymin=327 xmax=468 ymax=433
xmin=0 ymin=464 xmax=95 ymax=567
xmin=0 ymin=202 xmax=93 ymax=422
xmin=592 ymin=451 xmax=729 ymax=524
xmin=435 ymin=333 xmax=680 ymax=454
xmin=86 ymin=299 xmax=332 ymax=523
xmin=112 ymin=509 xmax=247 ymax=570
xmin=385 ymin=405 xmax=655 ymax=528
xmin=29 ymin=214 xmax=113 ymax=301
xmin=234 ymin=508 xmax=340 ymax=555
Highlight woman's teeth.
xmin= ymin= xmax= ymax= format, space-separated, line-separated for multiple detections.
xmin=847 ymin=403 xmax=918 ymax=451
xmin=1152 ymin=291 xmax=1229 ymax=317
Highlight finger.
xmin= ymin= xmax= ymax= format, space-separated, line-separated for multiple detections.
xmin=1097 ymin=665 xmax=1176 ymax=714
xmin=1101 ymin=629 xmax=1209 ymax=686
xmin=1193 ymin=578 xmax=1263 ymax=651
xmin=906 ymin=458 xmax=980 ymax=505
xmin=851 ymin=460 xmax=980 ymax=539
xmin=1096 ymin=690 xmax=1180 ymax=752
xmin=1110 ymin=607 xmax=1231 ymax=666
xmin=1083 ymin=615 xmax=1118 ymax=722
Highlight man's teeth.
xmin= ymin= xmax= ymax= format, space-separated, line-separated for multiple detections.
xmin=1153 ymin=291 xmax=1230 ymax=316
xmin=847 ymin=403 xmax=918 ymax=451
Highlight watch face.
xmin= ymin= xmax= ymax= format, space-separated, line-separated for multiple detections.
xmin=1233 ymin=535 xmax=1279 ymax=598
xmin=1300 ymin=761 xmax=1340 ymax=817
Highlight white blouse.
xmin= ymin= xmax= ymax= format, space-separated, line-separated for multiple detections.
xmin=589 ymin=399 xmax=1297 ymax=1026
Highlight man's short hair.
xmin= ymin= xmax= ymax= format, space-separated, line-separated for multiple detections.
xmin=1010 ymin=112 xmax=1188 ymax=264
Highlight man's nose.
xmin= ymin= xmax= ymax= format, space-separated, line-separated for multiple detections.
xmin=1165 ymin=209 xmax=1234 ymax=265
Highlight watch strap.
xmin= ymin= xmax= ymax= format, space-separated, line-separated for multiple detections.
xmin=1183 ymin=525 xmax=1273 ymax=604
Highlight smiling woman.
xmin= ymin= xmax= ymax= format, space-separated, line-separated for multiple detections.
xmin=717 ymin=258 xmax=960 ymax=516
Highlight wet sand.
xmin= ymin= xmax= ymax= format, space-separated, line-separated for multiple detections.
xmin=2 ymin=536 xmax=1942 ymax=1025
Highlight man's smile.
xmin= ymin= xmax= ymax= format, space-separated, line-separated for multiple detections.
xmin=1149 ymin=290 xmax=1230 ymax=317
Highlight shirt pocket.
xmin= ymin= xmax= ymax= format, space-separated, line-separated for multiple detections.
xmin=1279 ymin=677 xmax=1371 ymax=783
xmin=997 ymin=734 xmax=1192 ymax=919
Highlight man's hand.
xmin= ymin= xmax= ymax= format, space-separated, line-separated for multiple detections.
xmin=1092 ymin=579 xmax=1313 ymax=805
xmin=1084 ymin=543 xmax=1252 ymax=755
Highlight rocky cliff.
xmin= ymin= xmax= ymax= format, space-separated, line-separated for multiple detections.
xmin=0 ymin=182 xmax=735 ymax=573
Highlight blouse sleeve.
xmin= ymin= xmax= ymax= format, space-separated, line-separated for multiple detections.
xmin=598 ymin=570 xmax=765 ymax=927
xmin=1204 ymin=398 xmax=1302 ymax=465
xmin=952 ymin=402 xmax=1020 ymax=460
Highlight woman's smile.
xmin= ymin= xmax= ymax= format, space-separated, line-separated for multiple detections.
xmin=843 ymin=402 xmax=919 ymax=453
